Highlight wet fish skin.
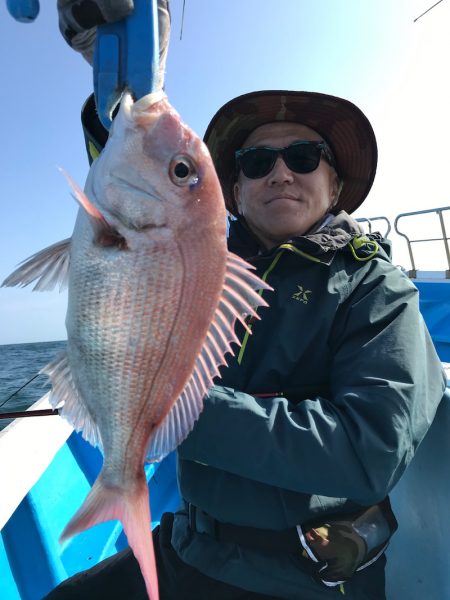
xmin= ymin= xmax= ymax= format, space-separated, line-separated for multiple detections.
xmin=2 ymin=91 xmax=270 ymax=600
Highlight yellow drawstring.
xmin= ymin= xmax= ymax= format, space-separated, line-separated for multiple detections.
xmin=237 ymin=251 xmax=283 ymax=364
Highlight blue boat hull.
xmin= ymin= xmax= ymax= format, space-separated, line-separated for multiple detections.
xmin=0 ymin=438 xmax=180 ymax=599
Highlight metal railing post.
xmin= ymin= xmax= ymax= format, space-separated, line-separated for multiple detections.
xmin=394 ymin=206 xmax=450 ymax=278
xmin=355 ymin=216 xmax=391 ymax=239
xmin=437 ymin=209 xmax=450 ymax=276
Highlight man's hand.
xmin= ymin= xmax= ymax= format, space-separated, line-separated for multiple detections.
xmin=58 ymin=1 xmax=134 ymax=63
xmin=57 ymin=0 xmax=170 ymax=71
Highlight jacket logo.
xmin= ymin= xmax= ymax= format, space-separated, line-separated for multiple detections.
xmin=292 ymin=285 xmax=312 ymax=304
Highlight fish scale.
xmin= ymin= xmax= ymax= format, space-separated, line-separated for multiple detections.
xmin=2 ymin=91 xmax=271 ymax=599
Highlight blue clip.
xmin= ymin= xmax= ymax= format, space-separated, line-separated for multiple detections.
xmin=6 ymin=0 xmax=39 ymax=22
xmin=94 ymin=0 xmax=160 ymax=130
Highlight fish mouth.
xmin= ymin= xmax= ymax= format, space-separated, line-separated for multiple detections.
xmin=119 ymin=91 xmax=167 ymax=123
xmin=130 ymin=91 xmax=167 ymax=114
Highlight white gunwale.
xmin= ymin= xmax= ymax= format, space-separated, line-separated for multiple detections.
xmin=0 ymin=395 xmax=73 ymax=531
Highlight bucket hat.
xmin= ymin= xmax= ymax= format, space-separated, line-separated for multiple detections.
xmin=203 ymin=90 xmax=377 ymax=215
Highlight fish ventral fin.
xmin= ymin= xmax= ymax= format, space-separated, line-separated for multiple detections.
xmin=1 ymin=238 xmax=71 ymax=292
xmin=146 ymin=252 xmax=271 ymax=462
xmin=59 ymin=167 xmax=128 ymax=249
xmin=42 ymin=352 xmax=103 ymax=450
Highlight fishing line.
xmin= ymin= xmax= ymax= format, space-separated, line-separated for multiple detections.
xmin=0 ymin=372 xmax=41 ymax=410
xmin=180 ymin=0 xmax=186 ymax=40
xmin=0 ymin=372 xmax=59 ymax=420
xmin=414 ymin=0 xmax=445 ymax=22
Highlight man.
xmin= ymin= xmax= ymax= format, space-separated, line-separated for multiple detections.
xmin=161 ymin=91 xmax=445 ymax=600
xmin=47 ymin=3 xmax=446 ymax=599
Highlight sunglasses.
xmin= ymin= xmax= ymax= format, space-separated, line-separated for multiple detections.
xmin=235 ymin=140 xmax=337 ymax=179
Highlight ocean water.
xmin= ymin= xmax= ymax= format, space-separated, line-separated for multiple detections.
xmin=0 ymin=340 xmax=66 ymax=431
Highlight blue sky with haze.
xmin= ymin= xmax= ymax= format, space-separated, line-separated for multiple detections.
xmin=1 ymin=0 xmax=449 ymax=344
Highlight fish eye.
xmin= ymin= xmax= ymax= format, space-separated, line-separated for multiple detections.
xmin=169 ymin=155 xmax=199 ymax=187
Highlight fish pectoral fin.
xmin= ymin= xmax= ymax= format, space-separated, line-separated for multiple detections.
xmin=60 ymin=168 xmax=128 ymax=250
xmin=146 ymin=252 xmax=271 ymax=462
xmin=1 ymin=238 xmax=71 ymax=291
xmin=42 ymin=352 xmax=102 ymax=450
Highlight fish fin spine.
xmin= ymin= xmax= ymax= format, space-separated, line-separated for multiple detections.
xmin=59 ymin=167 xmax=105 ymax=223
xmin=145 ymin=252 xmax=271 ymax=462
xmin=60 ymin=168 xmax=128 ymax=249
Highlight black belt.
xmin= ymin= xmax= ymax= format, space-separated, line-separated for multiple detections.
xmin=187 ymin=503 xmax=302 ymax=555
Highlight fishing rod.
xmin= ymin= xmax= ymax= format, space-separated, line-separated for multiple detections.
xmin=0 ymin=372 xmax=41 ymax=410
xmin=414 ymin=0 xmax=445 ymax=22
xmin=0 ymin=370 xmax=59 ymax=419
xmin=0 ymin=408 xmax=59 ymax=419
xmin=0 ymin=372 xmax=57 ymax=420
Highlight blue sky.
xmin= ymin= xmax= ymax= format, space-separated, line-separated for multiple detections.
xmin=1 ymin=0 xmax=449 ymax=344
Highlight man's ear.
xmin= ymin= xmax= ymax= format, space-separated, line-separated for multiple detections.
xmin=233 ymin=182 xmax=242 ymax=214
xmin=330 ymin=173 xmax=343 ymax=208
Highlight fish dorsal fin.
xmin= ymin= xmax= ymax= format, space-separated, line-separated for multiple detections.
xmin=42 ymin=352 xmax=103 ymax=450
xmin=1 ymin=238 xmax=71 ymax=291
xmin=146 ymin=252 xmax=271 ymax=462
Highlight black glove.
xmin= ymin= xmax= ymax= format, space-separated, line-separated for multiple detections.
xmin=58 ymin=1 xmax=133 ymax=63
xmin=57 ymin=0 xmax=171 ymax=82
xmin=299 ymin=499 xmax=398 ymax=586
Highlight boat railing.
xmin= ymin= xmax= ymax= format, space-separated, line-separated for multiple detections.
xmin=355 ymin=215 xmax=391 ymax=238
xmin=394 ymin=206 xmax=450 ymax=279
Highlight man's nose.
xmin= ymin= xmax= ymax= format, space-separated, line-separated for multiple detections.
xmin=268 ymin=157 xmax=294 ymax=185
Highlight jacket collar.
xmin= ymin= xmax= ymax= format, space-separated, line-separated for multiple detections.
xmin=228 ymin=211 xmax=365 ymax=261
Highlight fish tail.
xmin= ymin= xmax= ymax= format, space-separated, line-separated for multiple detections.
xmin=60 ymin=474 xmax=159 ymax=600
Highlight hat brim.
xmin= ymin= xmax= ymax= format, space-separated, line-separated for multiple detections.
xmin=203 ymin=90 xmax=377 ymax=216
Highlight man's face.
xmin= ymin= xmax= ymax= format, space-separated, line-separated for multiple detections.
xmin=233 ymin=122 xmax=340 ymax=249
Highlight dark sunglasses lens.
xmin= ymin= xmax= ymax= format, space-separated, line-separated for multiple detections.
xmin=240 ymin=148 xmax=276 ymax=178
xmin=285 ymin=144 xmax=321 ymax=173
